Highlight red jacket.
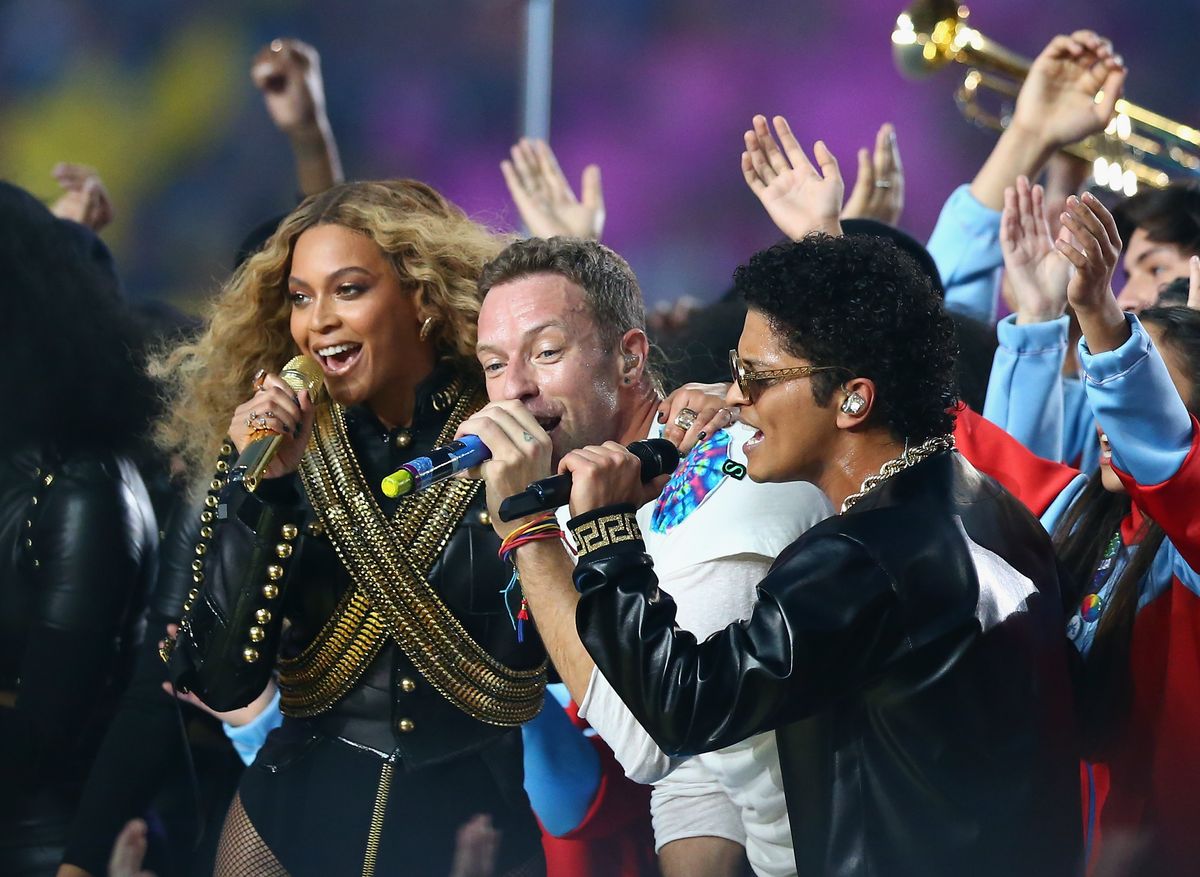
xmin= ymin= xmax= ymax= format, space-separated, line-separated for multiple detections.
xmin=540 ymin=702 xmax=659 ymax=877
xmin=956 ymin=405 xmax=1200 ymax=875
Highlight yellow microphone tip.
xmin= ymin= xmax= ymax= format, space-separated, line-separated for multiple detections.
xmin=381 ymin=470 xmax=414 ymax=499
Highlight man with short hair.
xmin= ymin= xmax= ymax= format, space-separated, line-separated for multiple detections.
xmin=462 ymin=235 xmax=831 ymax=876
xmin=520 ymin=233 xmax=1082 ymax=877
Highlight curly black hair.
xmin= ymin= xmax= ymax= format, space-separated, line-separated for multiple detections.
xmin=0 ymin=181 xmax=157 ymax=454
xmin=735 ymin=234 xmax=958 ymax=442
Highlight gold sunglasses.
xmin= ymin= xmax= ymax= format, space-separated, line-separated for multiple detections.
xmin=729 ymin=349 xmax=843 ymax=397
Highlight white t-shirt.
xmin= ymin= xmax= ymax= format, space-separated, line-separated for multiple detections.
xmin=559 ymin=421 xmax=832 ymax=877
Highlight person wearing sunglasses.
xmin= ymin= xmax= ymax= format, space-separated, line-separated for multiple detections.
xmin=538 ymin=232 xmax=1082 ymax=877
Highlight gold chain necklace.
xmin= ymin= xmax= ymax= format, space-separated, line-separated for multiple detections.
xmin=281 ymin=382 xmax=546 ymax=725
xmin=839 ymin=434 xmax=956 ymax=514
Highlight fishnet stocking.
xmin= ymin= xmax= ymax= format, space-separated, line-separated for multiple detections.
xmin=212 ymin=793 xmax=290 ymax=877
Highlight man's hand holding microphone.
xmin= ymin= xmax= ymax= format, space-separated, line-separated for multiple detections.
xmin=450 ymin=401 xmax=676 ymax=540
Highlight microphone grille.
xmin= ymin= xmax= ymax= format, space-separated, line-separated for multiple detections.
xmin=279 ymin=355 xmax=325 ymax=401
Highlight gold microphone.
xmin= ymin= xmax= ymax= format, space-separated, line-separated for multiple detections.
xmin=230 ymin=355 xmax=325 ymax=491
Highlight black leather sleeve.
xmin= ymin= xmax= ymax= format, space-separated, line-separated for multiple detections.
xmin=167 ymin=474 xmax=305 ymax=711
xmin=571 ymin=506 xmax=907 ymax=756
xmin=0 ymin=457 xmax=154 ymax=790
xmin=62 ymin=493 xmax=218 ymax=875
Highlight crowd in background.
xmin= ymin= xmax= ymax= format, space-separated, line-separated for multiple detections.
xmin=1 ymin=13 xmax=1199 ymax=877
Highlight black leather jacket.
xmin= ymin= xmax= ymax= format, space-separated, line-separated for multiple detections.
xmin=573 ymin=450 xmax=1081 ymax=877
xmin=169 ymin=369 xmax=545 ymax=767
xmin=0 ymin=444 xmax=156 ymax=853
xmin=63 ymin=491 xmax=243 ymax=877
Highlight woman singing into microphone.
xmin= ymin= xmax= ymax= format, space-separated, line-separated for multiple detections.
xmin=155 ymin=180 xmax=547 ymax=877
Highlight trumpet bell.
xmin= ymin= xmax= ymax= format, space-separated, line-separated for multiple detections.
xmin=891 ymin=0 xmax=1200 ymax=191
xmin=892 ymin=0 xmax=964 ymax=78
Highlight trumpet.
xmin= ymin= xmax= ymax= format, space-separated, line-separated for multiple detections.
xmin=891 ymin=0 xmax=1200 ymax=194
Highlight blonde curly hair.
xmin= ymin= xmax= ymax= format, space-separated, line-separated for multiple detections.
xmin=152 ymin=179 xmax=506 ymax=487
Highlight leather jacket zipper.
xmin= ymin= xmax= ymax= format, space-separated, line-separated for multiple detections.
xmin=362 ymin=760 xmax=395 ymax=877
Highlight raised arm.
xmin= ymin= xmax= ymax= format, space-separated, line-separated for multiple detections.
xmin=1060 ymin=193 xmax=1200 ymax=568
xmin=970 ymin=31 xmax=1124 ymax=212
xmin=929 ymin=31 xmax=1124 ymax=322
xmin=250 ymin=38 xmax=344 ymax=197
xmin=982 ymin=177 xmax=1074 ymax=458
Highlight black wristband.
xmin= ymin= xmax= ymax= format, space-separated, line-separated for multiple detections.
xmin=567 ymin=503 xmax=645 ymax=558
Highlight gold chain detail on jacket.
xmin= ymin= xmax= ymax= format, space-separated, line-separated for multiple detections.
xmin=278 ymin=382 xmax=546 ymax=724
xmin=840 ymin=434 xmax=956 ymax=513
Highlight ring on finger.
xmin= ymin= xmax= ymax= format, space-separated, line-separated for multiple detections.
xmin=874 ymin=179 xmax=893 ymax=189
xmin=673 ymin=408 xmax=699 ymax=431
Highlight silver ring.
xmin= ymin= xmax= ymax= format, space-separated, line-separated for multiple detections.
xmin=873 ymin=180 xmax=893 ymax=189
xmin=673 ymin=408 xmax=699 ymax=431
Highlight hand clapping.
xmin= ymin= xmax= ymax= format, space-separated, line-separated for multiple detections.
xmin=501 ymin=139 xmax=605 ymax=240
xmin=741 ymin=114 xmax=843 ymax=240
xmin=1000 ymin=175 xmax=1072 ymax=324
xmin=1056 ymin=192 xmax=1130 ymax=353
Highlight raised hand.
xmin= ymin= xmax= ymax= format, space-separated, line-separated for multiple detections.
xmin=841 ymin=123 xmax=904 ymax=226
xmin=742 ymin=114 xmax=843 ymax=240
xmin=250 ymin=38 xmax=327 ymax=133
xmin=501 ymin=139 xmax=605 ymax=240
xmin=1001 ymin=176 xmax=1072 ymax=324
xmin=49 ymin=163 xmax=114 ymax=231
xmin=1056 ymin=192 xmax=1129 ymax=352
xmin=251 ymin=38 xmax=343 ymax=195
xmin=1012 ymin=31 xmax=1126 ymax=151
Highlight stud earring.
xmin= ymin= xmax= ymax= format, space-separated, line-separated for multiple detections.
xmin=622 ymin=353 xmax=638 ymax=369
xmin=419 ymin=316 xmax=437 ymax=342
xmin=841 ymin=392 xmax=867 ymax=415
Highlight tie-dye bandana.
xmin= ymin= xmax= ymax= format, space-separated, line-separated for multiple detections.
xmin=651 ymin=430 xmax=732 ymax=533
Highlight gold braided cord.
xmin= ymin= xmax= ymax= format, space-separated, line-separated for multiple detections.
xmin=277 ymin=589 xmax=388 ymax=715
xmin=281 ymin=382 xmax=545 ymax=725
xmin=840 ymin=434 xmax=956 ymax=513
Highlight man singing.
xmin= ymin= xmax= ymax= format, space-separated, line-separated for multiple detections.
xmin=458 ymin=236 xmax=832 ymax=876
xmin=497 ymin=233 xmax=1082 ymax=877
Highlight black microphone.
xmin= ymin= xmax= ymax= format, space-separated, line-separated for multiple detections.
xmin=498 ymin=438 xmax=680 ymax=522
